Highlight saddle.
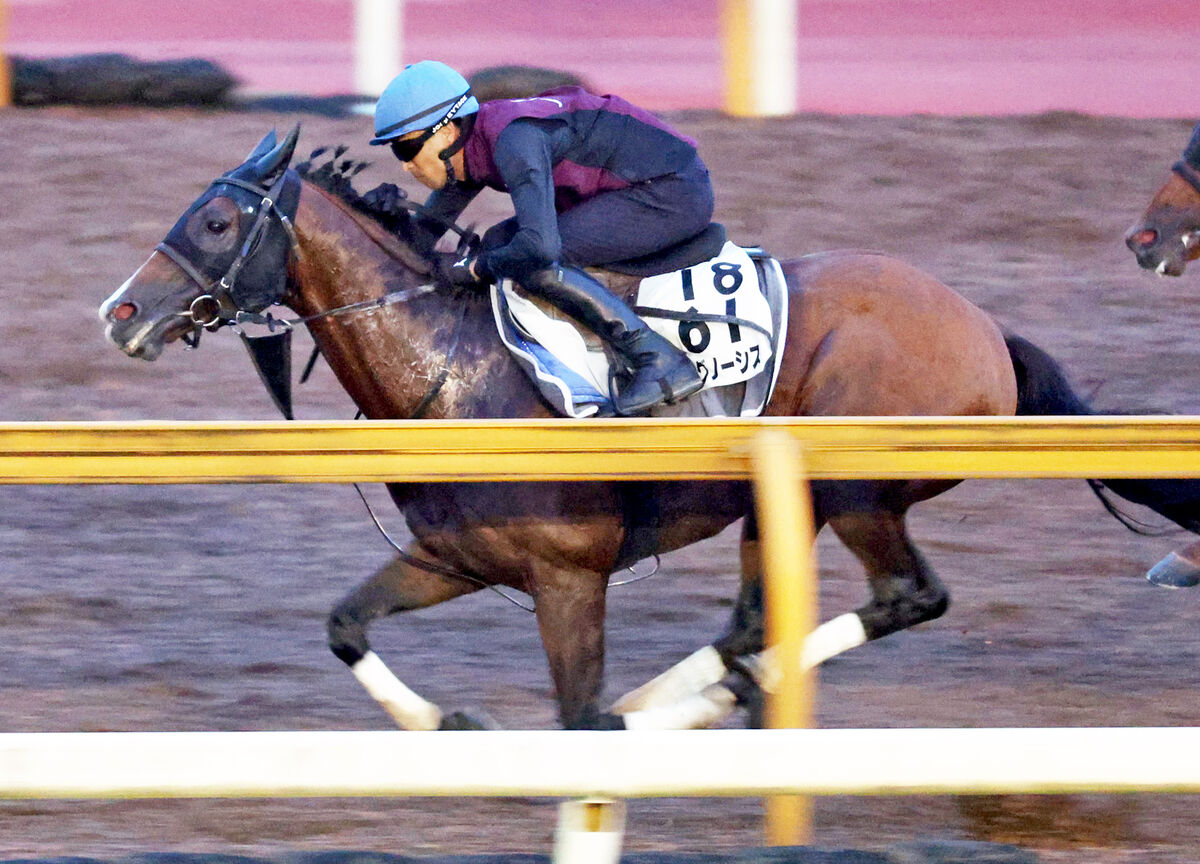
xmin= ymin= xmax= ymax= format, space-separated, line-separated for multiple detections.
xmin=492 ymin=225 xmax=789 ymax=418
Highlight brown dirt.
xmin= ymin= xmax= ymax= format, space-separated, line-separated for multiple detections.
xmin=1 ymin=106 xmax=1199 ymax=863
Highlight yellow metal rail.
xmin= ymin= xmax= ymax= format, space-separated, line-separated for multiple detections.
xmin=5 ymin=415 xmax=1197 ymax=846
xmin=3 ymin=416 xmax=1200 ymax=483
xmin=0 ymin=0 xmax=10 ymax=109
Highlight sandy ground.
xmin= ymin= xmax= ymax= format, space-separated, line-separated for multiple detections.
xmin=2 ymin=106 xmax=1200 ymax=862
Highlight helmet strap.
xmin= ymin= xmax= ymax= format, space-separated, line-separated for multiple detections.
xmin=437 ymin=116 xmax=474 ymax=185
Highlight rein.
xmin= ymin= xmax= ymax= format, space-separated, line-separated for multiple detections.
xmin=160 ymin=170 xmax=482 ymax=343
xmin=159 ymin=162 xmax=657 ymax=609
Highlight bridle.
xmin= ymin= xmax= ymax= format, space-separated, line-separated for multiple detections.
xmin=150 ymin=155 xmax=660 ymax=609
xmin=151 ymin=163 xmax=486 ymax=592
xmin=157 ymin=171 xmax=301 ymax=345
xmin=158 ymin=169 xmax=483 ymax=346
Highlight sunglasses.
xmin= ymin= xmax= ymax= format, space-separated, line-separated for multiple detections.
xmin=390 ymin=128 xmax=437 ymax=163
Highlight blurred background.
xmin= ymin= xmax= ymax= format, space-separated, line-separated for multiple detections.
xmin=4 ymin=0 xmax=1199 ymax=115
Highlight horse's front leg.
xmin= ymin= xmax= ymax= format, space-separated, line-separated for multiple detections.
xmin=532 ymin=561 xmax=738 ymax=731
xmin=531 ymin=565 xmax=621 ymax=729
xmin=327 ymin=546 xmax=480 ymax=730
xmin=610 ymin=512 xmax=797 ymax=719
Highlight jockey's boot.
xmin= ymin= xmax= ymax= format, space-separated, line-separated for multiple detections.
xmin=525 ymin=266 xmax=703 ymax=415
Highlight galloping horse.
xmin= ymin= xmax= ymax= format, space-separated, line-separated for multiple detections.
xmin=1125 ymin=119 xmax=1200 ymax=588
xmin=101 ymin=127 xmax=1200 ymax=730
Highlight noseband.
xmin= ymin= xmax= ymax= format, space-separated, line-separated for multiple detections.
xmin=156 ymin=171 xmax=300 ymax=343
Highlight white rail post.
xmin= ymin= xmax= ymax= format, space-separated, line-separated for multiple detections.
xmin=354 ymin=0 xmax=403 ymax=97
xmin=721 ymin=0 xmax=799 ymax=117
xmin=552 ymin=798 xmax=626 ymax=864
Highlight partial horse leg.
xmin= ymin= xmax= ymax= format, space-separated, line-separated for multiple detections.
xmin=1147 ymin=537 xmax=1200 ymax=588
xmin=531 ymin=564 xmax=619 ymax=729
xmin=327 ymin=546 xmax=481 ymax=730
xmin=610 ymin=508 xmax=819 ymax=723
xmin=608 ymin=513 xmax=766 ymax=716
xmin=710 ymin=485 xmax=948 ymax=724
xmin=825 ymin=507 xmax=949 ymax=645
xmin=533 ymin=561 xmax=736 ymax=731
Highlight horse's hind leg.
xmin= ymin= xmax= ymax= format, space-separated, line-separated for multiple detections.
xmin=827 ymin=507 xmax=949 ymax=645
xmin=703 ymin=486 xmax=948 ymax=720
xmin=610 ymin=511 xmax=803 ymax=719
xmin=327 ymin=546 xmax=481 ymax=730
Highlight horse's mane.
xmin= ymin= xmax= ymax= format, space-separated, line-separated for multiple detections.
xmin=294 ymin=145 xmax=421 ymax=243
xmin=293 ymin=145 xmax=485 ymax=299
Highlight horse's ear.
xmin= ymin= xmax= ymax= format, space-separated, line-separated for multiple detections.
xmin=255 ymin=123 xmax=302 ymax=184
xmin=244 ymin=129 xmax=279 ymax=164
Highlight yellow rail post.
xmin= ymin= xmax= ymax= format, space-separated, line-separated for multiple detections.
xmin=751 ymin=429 xmax=817 ymax=845
xmin=0 ymin=0 xmax=10 ymax=108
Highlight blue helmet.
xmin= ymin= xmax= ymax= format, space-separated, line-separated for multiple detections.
xmin=369 ymin=61 xmax=480 ymax=146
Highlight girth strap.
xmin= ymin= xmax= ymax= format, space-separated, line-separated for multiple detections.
xmin=632 ymin=305 xmax=774 ymax=341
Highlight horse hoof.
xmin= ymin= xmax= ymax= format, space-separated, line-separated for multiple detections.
xmin=438 ymin=709 xmax=500 ymax=731
xmin=1146 ymin=552 xmax=1200 ymax=589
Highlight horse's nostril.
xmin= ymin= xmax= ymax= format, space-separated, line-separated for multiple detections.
xmin=1130 ymin=229 xmax=1158 ymax=248
xmin=111 ymin=302 xmax=138 ymax=321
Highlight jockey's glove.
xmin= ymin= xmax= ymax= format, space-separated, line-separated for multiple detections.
xmin=432 ymin=251 xmax=495 ymax=289
xmin=361 ymin=182 xmax=407 ymax=214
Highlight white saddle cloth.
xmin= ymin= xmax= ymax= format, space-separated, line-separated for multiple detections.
xmin=491 ymin=241 xmax=788 ymax=418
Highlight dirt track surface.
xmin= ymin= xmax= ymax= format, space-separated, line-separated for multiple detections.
xmin=2 ymin=106 xmax=1200 ymax=862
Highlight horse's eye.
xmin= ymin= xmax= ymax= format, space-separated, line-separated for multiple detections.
xmin=206 ymin=219 xmax=230 ymax=234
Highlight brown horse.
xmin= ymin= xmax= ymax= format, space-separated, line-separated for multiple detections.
xmin=1125 ymin=120 xmax=1200 ymax=588
xmin=101 ymin=126 xmax=1200 ymax=730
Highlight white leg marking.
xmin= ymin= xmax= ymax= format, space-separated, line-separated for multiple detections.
xmin=609 ymin=645 xmax=726 ymax=714
xmin=801 ymin=612 xmax=868 ymax=669
xmin=621 ymin=684 xmax=738 ymax=730
xmin=746 ymin=613 xmax=869 ymax=692
xmin=351 ymin=651 xmax=443 ymax=731
xmin=1157 ymin=260 xmax=1169 ymax=275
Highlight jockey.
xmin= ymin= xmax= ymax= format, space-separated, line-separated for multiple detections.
xmin=369 ymin=60 xmax=709 ymax=416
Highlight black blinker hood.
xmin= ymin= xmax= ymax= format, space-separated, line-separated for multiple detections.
xmin=160 ymin=167 xmax=301 ymax=312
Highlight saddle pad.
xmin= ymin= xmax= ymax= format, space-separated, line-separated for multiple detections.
xmin=490 ymin=242 xmax=787 ymax=418
xmin=635 ymin=241 xmax=773 ymax=390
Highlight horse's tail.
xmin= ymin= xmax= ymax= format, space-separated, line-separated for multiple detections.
xmin=1006 ymin=333 xmax=1092 ymax=416
xmin=1006 ymin=332 xmax=1200 ymax=535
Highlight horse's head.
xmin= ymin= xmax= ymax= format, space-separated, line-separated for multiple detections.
xmin=100 ymin=125 xmax=303 ymax=359
xmin=1124 ymin=122 xmax=1200 ymax=277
